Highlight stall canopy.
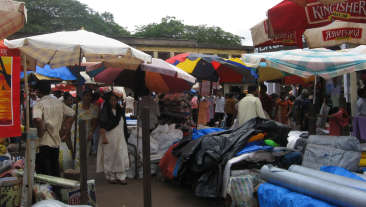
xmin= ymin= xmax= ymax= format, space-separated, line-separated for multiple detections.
xmin=5 ymin=30 xmax=152 ymax=68
xmin=0 ymin=0 xmax=27 ymax=39
xmin=241 ymin=47 xmax=366 ymax=79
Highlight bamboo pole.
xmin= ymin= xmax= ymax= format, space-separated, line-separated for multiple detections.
xmin=23 ymin=55 xmax=33 ymax=207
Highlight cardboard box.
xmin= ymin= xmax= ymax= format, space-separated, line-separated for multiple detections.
xmin=60 ymin=179 xmax=96 ymax=207
xmin=0 ymin=177 xmax=21 ymax=207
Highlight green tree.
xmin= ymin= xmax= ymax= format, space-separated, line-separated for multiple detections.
xmin=134 ymin=16 xmax=243 ymax=46
xmin=13 ymin=0 xmax=130 ymax=38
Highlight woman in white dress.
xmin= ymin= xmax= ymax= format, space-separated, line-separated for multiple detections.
xmin=97 ymin=93 xmax=129 ymax=184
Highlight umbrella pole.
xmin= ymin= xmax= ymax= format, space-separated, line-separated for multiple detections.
xmin=141 ymin=97 xmax=152 ymax=207
xmin=23 ymin=55 xmax=33 ymax=207
xmin=77 ymin=48 xmax=89 ymax=204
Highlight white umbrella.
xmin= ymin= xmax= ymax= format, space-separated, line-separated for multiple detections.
xmin=0 ymin=0 xmax=27 ymax=39
xmin=5 ymin=30 xmax=152 ymax=68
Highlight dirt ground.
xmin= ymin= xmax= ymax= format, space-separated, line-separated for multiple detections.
xmin=88 ymin=156 xmax=224 ymax=207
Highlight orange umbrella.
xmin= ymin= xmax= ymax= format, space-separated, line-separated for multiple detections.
xmin=0 ymin=0 xmax=27 ymax=39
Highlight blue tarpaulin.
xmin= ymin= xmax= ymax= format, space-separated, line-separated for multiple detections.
xmin=36 ymin=65 xmax=76 ymax=80
xmin=192 ymin=128 xmax=225 ymax=140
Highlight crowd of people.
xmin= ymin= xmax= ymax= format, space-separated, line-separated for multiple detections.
xmin=189 ymin=83 xmax=355 ymax=137
xmin=30 ymin=81 xmax=132 ymax=185
xmin=28 ymin=79 xmax=366 ymax=188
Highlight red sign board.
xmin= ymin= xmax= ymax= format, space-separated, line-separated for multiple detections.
xmin=306 ymin=0 xmax=366 ymax=26
xmin=322 ymin=27 xmax=363 ymax=41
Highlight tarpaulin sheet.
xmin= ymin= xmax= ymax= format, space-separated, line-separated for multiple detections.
xmin=0 ymin=56 xmax=20 ymax=138
xmin=192 ymin=128 xmax=225 ymax=140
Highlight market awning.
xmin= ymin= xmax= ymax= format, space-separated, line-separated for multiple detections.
xmin=241 ymin=47 xmax=366 ymax=79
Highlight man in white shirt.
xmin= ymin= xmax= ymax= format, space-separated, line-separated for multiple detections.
xmin=33 ymin=81 xmax=75 ymax=177
xmin=237 ymin=85 xmax=266 ymax=126
xmin=213 ymin=92 xmax=225 ymax=126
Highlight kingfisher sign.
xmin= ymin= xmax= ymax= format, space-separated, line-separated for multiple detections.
xmin=306 ymin=0 xmax=366 ymax=26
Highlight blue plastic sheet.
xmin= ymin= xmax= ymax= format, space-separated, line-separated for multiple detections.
xmin=258 ymin=183 xmax=336 ymax=207
xmin=192 ymin=128 xmax=224 ymax=140
xmin=36 ymin=65 xmax=76 ymax=80
xmin=320 ymin=166 xmax=366 ymax=182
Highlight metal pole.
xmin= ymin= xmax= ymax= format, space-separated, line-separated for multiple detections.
xmin=79 ymin=119 xmax=88 ymax=204
xmin=141 ymin=98 xmax=151 ymax=207
xmin=23 ymin=55 xmax=33 ymax=207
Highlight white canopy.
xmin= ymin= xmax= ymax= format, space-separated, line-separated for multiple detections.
xmin=5 ymin=30 xmax=152 ymax=68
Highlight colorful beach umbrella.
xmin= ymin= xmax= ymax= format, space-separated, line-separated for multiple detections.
xmin=166 ymin=53 xmax=257 ymax=83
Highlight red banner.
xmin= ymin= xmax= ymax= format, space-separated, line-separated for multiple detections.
xmin=306 ymin=0 xmax=366 ymax=27
xmin=0 ymin=56 xmax=21 ymax=138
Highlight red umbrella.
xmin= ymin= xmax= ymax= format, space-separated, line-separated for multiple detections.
xmin=267 ymin=0 xmax=308 ymax=36
xmin=0 ymin=40 xmax=20 ymax=56
xmin=268 ymin=0 xmax=366 ymax=36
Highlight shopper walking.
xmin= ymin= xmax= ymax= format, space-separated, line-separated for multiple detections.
xmin=97 ymin=93 xmax=129 ymax=184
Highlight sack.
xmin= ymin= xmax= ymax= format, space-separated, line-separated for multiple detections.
xmin=302 ymin=135 xmax=361 ymax=171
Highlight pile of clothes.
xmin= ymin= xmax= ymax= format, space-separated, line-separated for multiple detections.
xmin=159 ymin=118 xmax=294 ymax=198
xmin=158 ymin=93 xmax=194 ymax=136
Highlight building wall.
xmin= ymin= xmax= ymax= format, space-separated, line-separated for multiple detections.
xmin=134 ymin=46 xmax=248 ymax=59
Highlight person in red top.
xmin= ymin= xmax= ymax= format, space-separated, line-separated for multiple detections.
xmin=276 ymin=92 xmax=290 ymax=125
xmin=329 ymin=97 xmax=349 ymax=136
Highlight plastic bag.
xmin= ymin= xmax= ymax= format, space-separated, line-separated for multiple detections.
xmin=33 ymin=200 xmax=91 ymax=207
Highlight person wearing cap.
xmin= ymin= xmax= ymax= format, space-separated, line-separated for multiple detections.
xmin=237 ymin=85 xmax=266 ymax=126
xmin=33 ymin=81 xmax=75 ymax=177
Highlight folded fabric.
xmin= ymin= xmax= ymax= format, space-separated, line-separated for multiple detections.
xmin=236 ymin=145 xmax=273 ymax=156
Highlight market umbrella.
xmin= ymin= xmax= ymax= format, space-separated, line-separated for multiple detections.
xmin=304 ymin=20 xmax=366 ymax=49
xmin=84 ymin=58 xmax=196 ymax=94
xmin=0 ymin=0 xmax=27 ymax=39
xmin=268 ymin=0 xmax=366 ymax=36
xmin=251 ymin=19 xmax=304 ymax=48
xmin=166 ymin=53 xmax=257 ymax=83
xmin=5 ymin=29 xmax=152 ymax=68
xmin=242 ymin=47 xmax=366 ymax=79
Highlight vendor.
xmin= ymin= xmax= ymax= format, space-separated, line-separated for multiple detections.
xmin=33 ymin=81 xmax=74 ymax=177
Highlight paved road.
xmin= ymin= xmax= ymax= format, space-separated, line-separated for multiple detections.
xmin=88 ymin=156 xmax=224 ymax=207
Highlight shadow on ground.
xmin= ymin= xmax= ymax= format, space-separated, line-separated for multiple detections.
xmin=88 ymin=156 xmax=224 ymax=207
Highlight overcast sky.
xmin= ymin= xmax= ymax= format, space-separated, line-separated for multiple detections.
xmin=78 ymin=0 xmax=283 ymax=46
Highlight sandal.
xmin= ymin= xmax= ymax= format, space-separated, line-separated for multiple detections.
xmin=118 ymin=180 xmax=127 ymax=185
xmin=108 ymin=180 xmax=118 ymax=184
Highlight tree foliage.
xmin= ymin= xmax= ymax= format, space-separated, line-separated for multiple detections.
xmin=14 ymin=0 xmax=130 ymax=38
xmin=135 ymin=16 xmax=243 ymax=46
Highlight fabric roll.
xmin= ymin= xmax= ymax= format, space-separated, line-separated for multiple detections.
xmin=289 ymin=165 xmax=366 ymax=192
xmin=260 ymin=165 xmax=366 ymax=207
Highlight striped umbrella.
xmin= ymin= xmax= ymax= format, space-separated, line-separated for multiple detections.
xmin=242 ymin=47 xmax=366 ymax=79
